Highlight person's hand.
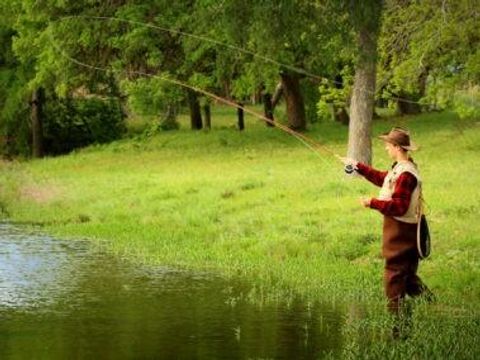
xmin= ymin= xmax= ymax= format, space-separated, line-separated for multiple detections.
xmin=336 ymin=156 xmax=359 ymax=175
xmin=360 ymin=197 xmax=371 ymax=208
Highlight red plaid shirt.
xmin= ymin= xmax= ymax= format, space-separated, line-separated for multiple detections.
xmin=356 ymin=162 xmax=418 ymax=217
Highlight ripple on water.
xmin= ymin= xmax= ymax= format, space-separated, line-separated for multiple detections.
xmin=0 ymin=222 xmax=343 ymax=359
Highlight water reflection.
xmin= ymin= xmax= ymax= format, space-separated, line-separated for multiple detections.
xmin=0 ymin=223 xmax=343 ymax=359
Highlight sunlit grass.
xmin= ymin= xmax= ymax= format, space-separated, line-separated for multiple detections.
xmin=1 ymin=107 xmax=479 ymax=358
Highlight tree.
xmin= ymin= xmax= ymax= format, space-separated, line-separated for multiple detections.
xmin=30 ymin=87 xmax=45 ymax=158
xmin=280 ymin=71 xmax=306 ymax=130
xmin=347 ymin=0 xmax=383 ymax=165
xmin=0 ymin=1 xmax=39 ymax=156
xmin=0 ymin=0 xmax=128 ymax=155
xmin=378 ymin=0 xmax=480 ymax=117
xmin=213 ymin=0 xmax=344 ymax=130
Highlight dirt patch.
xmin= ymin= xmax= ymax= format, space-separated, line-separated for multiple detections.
xmin=20 ymin=185 xmax=63 ymax=204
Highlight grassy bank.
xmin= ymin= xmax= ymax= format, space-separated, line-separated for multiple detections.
xmin=1 ymin=107 xmax=479 ymax=358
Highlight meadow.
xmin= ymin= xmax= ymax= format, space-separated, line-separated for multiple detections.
xmin=1 ymin=106 xmax=479 ymax=358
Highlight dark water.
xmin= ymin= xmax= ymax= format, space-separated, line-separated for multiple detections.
xmin=0 ymin=223 xmax=343 ymax=359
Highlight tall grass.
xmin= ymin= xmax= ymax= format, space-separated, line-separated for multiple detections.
xmin=1 ymin=107 xmax=479 ymax=358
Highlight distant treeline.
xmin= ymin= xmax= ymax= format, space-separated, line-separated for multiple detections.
xmin=0 ymin=0 xmax=478 ymax=158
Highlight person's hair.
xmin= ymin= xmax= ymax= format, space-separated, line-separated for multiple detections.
xmin=397 ymin=145 xmax=408 ymax=153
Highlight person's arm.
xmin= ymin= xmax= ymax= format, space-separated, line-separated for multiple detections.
xmin=356 ymin=162 xmax=388 ymax=187
xmin=369 ymin=172 xmax=417 ymax=216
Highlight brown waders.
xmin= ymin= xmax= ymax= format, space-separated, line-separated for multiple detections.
xmin=382 ymin=216 xmax=431 ymax=315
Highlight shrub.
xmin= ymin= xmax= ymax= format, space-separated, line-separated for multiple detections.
xmin=43 ymin=97 xmax=126 ymax=155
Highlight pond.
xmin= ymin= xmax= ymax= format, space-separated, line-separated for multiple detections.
xmin=0 ymin=222 xmax=343 ymax=359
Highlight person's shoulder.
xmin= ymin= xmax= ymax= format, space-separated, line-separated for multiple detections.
xmin=394 ymin=161 xmax=420 ymax=179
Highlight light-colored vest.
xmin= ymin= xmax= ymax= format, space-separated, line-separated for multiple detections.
xmin=377 ymin=161 xmax=421 ymax=224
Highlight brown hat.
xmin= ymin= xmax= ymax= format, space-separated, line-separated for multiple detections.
xmin=378 ymin=127 xmax=419 ymax=151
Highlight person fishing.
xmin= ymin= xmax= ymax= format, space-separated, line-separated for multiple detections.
xmin=340 ymin=127 xmax=434 ymax=319
xmin=53 ymin=16 xmax=436 ymax=321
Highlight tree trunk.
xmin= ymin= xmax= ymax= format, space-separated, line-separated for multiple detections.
xmin=251 ymin=85 xmax=263 ymax=105
xmin=161 ymin=104 xmax=179 ymax=130
xmin=188 ymin=90 xmax=203 ymax=130
xmin=31 ymin=88 xmax=44 ymax=158
xmin=203 ymin=102 xmax=211 ymax=130
xmin=348 ymin=27 xmax=378 ymax=165
xmin=223 ymin=80 xmax=232 ymax=100
xmin=418 ymin=66 xmax=429 ymax=99
xmin=334 ymin=105 xmax=349 ymax=125
xmin=271 ymin=81 xmax=283 ymax=109
xmin=280 ymin=73 xmax=306 ymax=131
xmin=263 ymin=93 xmax=275 ymax=127
xmin=237 ymin=102 xmax=245 ymax=131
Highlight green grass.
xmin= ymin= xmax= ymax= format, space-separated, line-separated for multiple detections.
xmin=1 ymin=107 xmax=479 ymax=358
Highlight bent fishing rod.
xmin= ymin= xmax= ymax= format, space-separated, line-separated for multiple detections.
xmin=48 ymin=39 xmax=349 ymax=169
xmin=46 ymin=15 xmax=424 ymax=172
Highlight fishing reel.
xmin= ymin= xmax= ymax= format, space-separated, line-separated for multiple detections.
xmin=344 ymin=164 xmax=356 ymax=175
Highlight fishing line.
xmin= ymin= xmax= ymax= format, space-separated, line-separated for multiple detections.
xmin=53 ymin=14 xmax=480 ymax=183
xmin=46 ymin=25 xmax=341 ymax=168
xmin=47 ymin=22 xmax=351 ymax=219
xmin=55 ymin=15 xmax=433 ymax=107
xmin=48 ymin=26 xmax=349 ymax=216
xmin=36 ymin=14 xmax=480 ymax=167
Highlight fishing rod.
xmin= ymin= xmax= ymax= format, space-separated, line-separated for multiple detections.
xmin=47 ymin=15 xmax=480 ymax=174
xmin=47 ymin=27 xmax=345 ymax=167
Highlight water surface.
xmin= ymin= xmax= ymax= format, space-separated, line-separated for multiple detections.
xmin=0 ymin=223 xmax=343 ymax=359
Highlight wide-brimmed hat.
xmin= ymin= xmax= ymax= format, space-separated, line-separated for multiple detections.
xmin=378 ymin=127 xmax=419 ymax=151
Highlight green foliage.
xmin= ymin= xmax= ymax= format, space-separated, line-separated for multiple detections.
xmin=43 ymin=96 xmax=125 ymax=155
xmin=378 ymin=0 xmax=480 ymax=116
xmin=201 ymin=0 xmax=349 ymax=101
xmin=0 ymin=85 xmax=30 ymax=156
xmin=121 ymin=76 xmax=182 ymax=117
xmin=317 ymin=70 xmax=353 ymax=122
xmin=347 ymin=0 xmax=384 ymax=34
xmin=452 ymin=87 xmax=480 ymax=119
xmin=230 ymin=62 xmax=278 ymax=100
xmin=1 ymin=0 xmax=478 ymax=161
xmin=423 ymin=79 xmax=480 ymax=119
xmin=300 ymin=79 xmax=321 ymax=123
xmin=0 ymin=24 xmax=32 ymax=156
